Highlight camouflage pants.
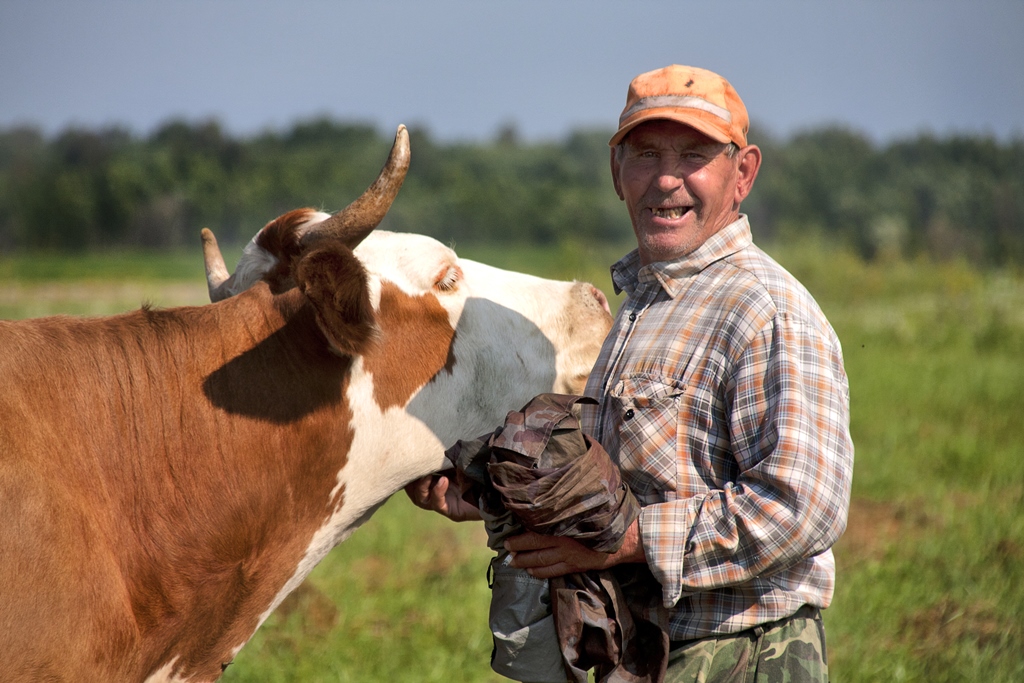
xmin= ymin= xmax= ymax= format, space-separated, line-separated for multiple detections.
xmin=665 ymin=606 xmax=828 ymax=683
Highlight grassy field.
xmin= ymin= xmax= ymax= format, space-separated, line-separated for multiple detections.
xmin=2 ymin=241 xmax=1023 ymax=682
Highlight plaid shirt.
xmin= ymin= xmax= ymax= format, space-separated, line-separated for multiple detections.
xmin=581 ymin=216 xmax=853 ymax=641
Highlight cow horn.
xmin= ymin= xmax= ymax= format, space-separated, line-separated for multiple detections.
xmin=201 ymin=227 xmax=236 ymax=302
xmin=301 ymin=124 xmax=411 ymax=251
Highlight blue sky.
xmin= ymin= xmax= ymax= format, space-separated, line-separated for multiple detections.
xmin=2 ymin=1 xmax=1021 ymax=143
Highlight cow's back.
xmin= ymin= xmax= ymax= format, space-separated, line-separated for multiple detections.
xmin=1 ymin=316 xmax=150 ymax=680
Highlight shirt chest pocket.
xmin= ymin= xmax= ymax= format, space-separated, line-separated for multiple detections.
xmin=609 ymin=375 xmax=684 ymax=498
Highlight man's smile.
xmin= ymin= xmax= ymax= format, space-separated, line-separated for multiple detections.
xmin=650 ymin=206 xmax=693 ymax=220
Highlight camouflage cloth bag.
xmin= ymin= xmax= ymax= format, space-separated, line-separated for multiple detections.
xmin=486 ymin=394 xmax=639 ymax=553
xmin=444 ymin=394 xmax=659 ymax=683
xmin=445 ymin=395 xmax=599 ymax=683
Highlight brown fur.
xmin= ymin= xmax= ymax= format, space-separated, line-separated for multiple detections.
xmin=253 ymin=208 xmax=320 ymax=293
xmin=362 ymin=281 xmax=457 ymax=409
xmin=0 ymin=245 xmax=451 ymax=681
xmin=297 ymin=244 xmax=376 ymax=356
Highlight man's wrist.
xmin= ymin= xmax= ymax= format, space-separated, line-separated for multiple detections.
xmin=608 ymin=519 xmax=646 ymax=567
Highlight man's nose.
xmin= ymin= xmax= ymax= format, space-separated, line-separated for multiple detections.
xmin=653 ymin=158 xmax=686 ymax=192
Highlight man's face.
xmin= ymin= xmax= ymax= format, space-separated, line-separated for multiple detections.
xmin=611 ymin=120 xmax=760 ymax=265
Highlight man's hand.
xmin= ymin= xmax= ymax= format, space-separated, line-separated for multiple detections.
xmin=504 ymin=519 xmax=646 ymax=579
xmin=404 ymin=474 xmax=482 ymax=522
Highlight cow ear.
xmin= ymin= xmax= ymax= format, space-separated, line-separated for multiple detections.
xmin=296 ymin=244 xmax=376 ymax=356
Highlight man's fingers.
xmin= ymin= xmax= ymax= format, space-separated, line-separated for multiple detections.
xmin=505 ymin=532 xmax=614 ymax=577
xmin=523 ymin=562 xmax=573 ymax=580
xmin=403 ymin=476 xmax=431 ymax=508
xmin=509 ymin=548 xmax=557 ymax=569
xmin=404 ymin=475 xmax=448 ymax=511
xmin=430 ymin=475 xmax=449 ymax=500
xmin=510 ymin=548 xmax=577 ymax=578
xmin=405 ymin=474 xmax=482 ymax=522
xmin=504 ymin=531 xmax=557 ymax=553
xmin=431 ymin=477 xmax=455 ymax=515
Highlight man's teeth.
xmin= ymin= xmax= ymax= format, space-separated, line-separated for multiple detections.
xmin=652 ymin=207 xmax=689 ymax=219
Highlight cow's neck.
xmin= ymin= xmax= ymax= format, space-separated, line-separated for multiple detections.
xmin=124 ymin=285 xmax=449 ymax=680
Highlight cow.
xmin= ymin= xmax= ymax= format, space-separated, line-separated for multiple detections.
xmin=0 ymin=126 xmax=613 ymax=682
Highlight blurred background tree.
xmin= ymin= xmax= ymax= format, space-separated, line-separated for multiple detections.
xmin=1 ymin=119 xmax=1021 ymax=267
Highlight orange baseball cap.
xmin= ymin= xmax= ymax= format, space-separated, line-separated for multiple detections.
xmin=610 ymin=65 xmax=749 ymax=148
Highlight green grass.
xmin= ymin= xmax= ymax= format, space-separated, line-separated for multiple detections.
xmin=0 ymin=249 xmax=207 ymax=281
xmin=770 ymin=244 xmax=1024 ymax=683
xmin=3 ymin=243 xmax=1023 ymax=682
xmin=225 ymin=498 xmax=501 ymax=683
xmin=0 ymin=246 xmax=241 ymax=317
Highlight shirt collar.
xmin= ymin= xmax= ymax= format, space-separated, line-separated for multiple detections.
xmin=610 ymin=215 xmax=753 ymax=298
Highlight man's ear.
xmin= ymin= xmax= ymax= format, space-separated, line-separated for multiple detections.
xmin=296 ymin=244 xmax=376 ymax=356
xmin=610 ymin=147 xmax=625 ymax=200
xmin=734 ymin=144 xmax=762 ymax=207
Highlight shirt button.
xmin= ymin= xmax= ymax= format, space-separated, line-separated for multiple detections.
xmin=623 ymin=409 xmax=635 ymax=420
xmin=628 ymin=312 xmax=637 ymax=322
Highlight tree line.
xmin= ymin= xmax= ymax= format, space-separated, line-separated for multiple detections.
xmin=1 ymin=118 xmax=1021 ymax=266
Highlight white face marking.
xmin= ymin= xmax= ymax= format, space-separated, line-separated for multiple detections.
xmin=230 ymin=237 xmax=279 ymax=296
xmin=352 ymin=232 xmax=465 ymax=329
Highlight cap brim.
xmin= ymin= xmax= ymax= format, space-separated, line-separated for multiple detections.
xmin=609 ymin=108 xmax=735 ymax=147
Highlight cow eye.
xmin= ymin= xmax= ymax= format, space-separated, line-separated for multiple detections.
xmin=434 ymin=265 xmax=462 ymax=292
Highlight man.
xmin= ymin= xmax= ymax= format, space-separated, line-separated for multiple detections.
xmin=408 ymin=64 xmax=853 ymax=681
